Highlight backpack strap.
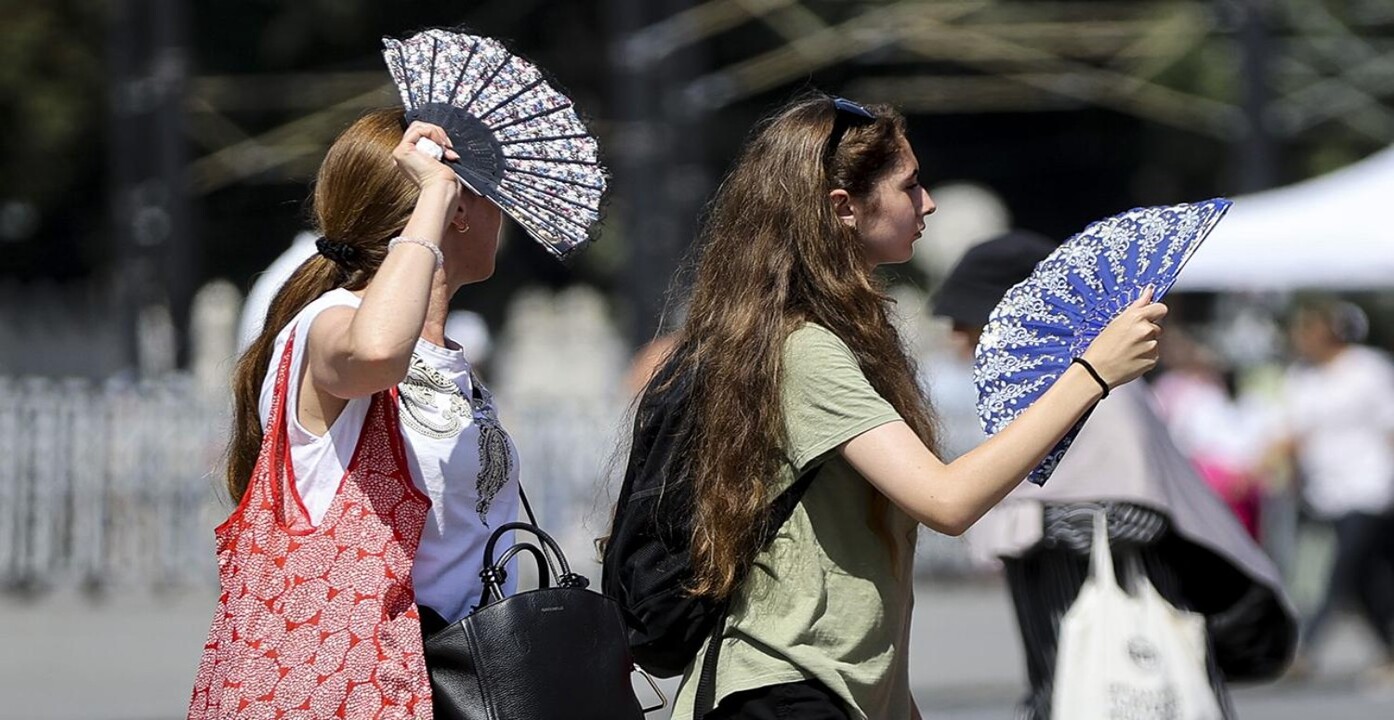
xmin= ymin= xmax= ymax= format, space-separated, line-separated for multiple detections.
xmin=692 ymin=609 xmax=726 ymax=718
xmin=761 ymin=468 xmax=818 ymax=546
xmin=692 ymin=466 xmax=820 ymax=718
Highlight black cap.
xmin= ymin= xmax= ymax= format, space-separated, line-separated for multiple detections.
xmin=932 ymin=230 xmax=1059 ymax=328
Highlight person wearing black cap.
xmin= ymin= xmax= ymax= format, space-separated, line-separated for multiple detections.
xmin=931 ymin=230 xmax=1297 ymax=720
xmin=934 ymin=230 xmax=1058 ymax=351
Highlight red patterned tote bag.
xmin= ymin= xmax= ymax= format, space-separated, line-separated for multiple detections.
xmin=189 ymin=329 xmax=434 ymax=719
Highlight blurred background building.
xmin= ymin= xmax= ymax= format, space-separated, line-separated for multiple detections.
xmin=3 ymin=1 xmax=1394 ymax=718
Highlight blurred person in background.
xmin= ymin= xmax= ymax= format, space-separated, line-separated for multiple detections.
xmin=190 ymin=111 xmax=525 ymax=717
xmin=1280 ymin=299 xmax=1394 ymax=680
xmin=936 ymin=230 xmax=1297 ymax=720
xmin=632 ymin=93 xmax=1168 ymax=720
xmin=624 ymin=299 xmax=688 ymax=397
xmin=236 ymin=231 xmax=318 ymax=352
xmin=1153 ymin=328 xmax=1266 ymax=539
xmin=623 ymin=332 xmax=678 ymax=397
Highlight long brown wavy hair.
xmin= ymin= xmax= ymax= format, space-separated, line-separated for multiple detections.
xmin=663 ymin=93 xmax=938 ymax=600
xmin=225 ymin=108 xmax=418 ymax=503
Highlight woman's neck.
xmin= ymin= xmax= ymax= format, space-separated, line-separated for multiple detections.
xmin=420 ymin=270 xmax=452 ymax=346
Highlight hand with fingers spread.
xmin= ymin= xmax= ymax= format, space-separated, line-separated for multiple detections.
xmin=393 ymin=121 xmax=461 ymax=190
xmin=1079 ymin=285 xmax=1169 ymax=390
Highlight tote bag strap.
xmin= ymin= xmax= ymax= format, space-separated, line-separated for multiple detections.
xmin=216 ymin=324 xmax=300 ymax=534
xmin=263 ymin=326 xmax=301 ymax=522
xmin=382 ymin=386 xmax=428 ymax=505
xmin=266 ymin=326 xmax=417 ymax=527
xmin=1088 ymin=510 xmax=1121 ymax=592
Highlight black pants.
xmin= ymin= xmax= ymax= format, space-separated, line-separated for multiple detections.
xmin=706 ymin=679 xmax=849 ymax=720
xmin=1303 ymin=511 xmax=1394 ymax=657
xmin=1002 ymin=543 xmax=1235 ymax=720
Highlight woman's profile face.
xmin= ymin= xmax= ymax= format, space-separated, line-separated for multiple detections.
xmin=852 ymin=136 xmax=935 ymax=267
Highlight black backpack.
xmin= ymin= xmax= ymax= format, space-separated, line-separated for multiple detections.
xmin=600 ymin=355 xmax=815 ymax=712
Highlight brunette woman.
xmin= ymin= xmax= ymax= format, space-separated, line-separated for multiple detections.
xmin=648 ymin=94 xmax=1168 ymax=720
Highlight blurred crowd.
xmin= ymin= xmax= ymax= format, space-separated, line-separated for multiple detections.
xmin=921 ymin=280 xmax=1394 ymax=689
xmin=1154 ymin=299 xmax=1394 ymax=681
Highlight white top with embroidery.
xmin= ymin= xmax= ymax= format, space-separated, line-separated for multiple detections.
xmin=258 ymin=288 xmax=520 ymax=622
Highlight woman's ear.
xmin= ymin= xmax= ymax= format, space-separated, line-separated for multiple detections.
xmin=452 ymin=188 xmax=489 ymax=231
xmin=451 ymin=201 xmax=470 ymax=232
xmin=829 ymin=188 xmax=857 ymax=229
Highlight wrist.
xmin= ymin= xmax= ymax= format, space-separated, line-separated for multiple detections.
xmin=388 ymin=236 xmax=445 ymax=269
xmin=1070 ymin=356 xmax=1111 ymax=398
xmin=1062 ymin=363 xmax=1108 ymax=403
xmin=418 ymin=177 xmax=461 ymax=201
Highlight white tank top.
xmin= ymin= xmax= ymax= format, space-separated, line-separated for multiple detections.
xmin=257 ymin=288 xmax=520 ymax=622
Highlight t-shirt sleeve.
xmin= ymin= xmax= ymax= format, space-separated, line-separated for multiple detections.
xmin=781 ymin=325 xmax=903 ymax=474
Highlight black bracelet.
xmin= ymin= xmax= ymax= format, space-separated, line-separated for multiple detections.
xmin=1071 ymin=357 xmax=1110 ymax=399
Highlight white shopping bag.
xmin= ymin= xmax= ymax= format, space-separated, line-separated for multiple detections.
xmin=1051 ymin=512 xmax=1222 ymax=720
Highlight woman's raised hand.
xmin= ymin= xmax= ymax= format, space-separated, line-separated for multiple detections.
xmin=1079 ymin=285 xmax=1168 ymax=391
xmin=392 ymin=121 xmax=461 ymax=190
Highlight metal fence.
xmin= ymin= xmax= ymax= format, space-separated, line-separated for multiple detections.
xmin=0 ymin=374 xmax=982 ymax=595
xmin=0 ymin=376 xmax=661 ymax=592
xmin=0 ymin=374 xmax=228 ymax=592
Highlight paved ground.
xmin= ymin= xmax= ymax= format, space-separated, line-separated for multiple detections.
xmin=2 ymin=580 xmax=1390 ymax=719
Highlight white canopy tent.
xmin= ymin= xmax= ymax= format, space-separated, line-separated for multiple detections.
xmin=1174 ymin=145 xmax=1394 ymax=291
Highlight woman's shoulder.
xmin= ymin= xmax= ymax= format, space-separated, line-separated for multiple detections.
xmin=301 ymin=287 xmax=361 ymax=321
xmin=782 ymin=322 xmax=861 ymax=382
xmin=275 ymin=288 xmax=361 ymax=342
xmin=260 ymin=289 xmax=362 ymax=399
xmin=784 ymin=321 xmax=852 ymax=356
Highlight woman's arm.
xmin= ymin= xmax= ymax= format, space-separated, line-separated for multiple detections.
xmin=309 ymin=121 xmax=462 ymax=400
xmin=842 ymin=290 xmax=1168 ymax=536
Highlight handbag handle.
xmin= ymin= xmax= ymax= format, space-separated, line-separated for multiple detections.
xmin=494 ymin=543 xmax=552 ymax=588
xmin=479 ymin=543 xmax=554 ymax=603
xmin=483 ymin=521 xmax=571 ymax=575
xmin=515 ymin=483 xmax=561 ymax=580
xmin=477 ymin=521 xmax=589 ymax=608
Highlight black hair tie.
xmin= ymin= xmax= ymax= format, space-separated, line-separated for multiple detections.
xmin=1071 ymin=356 xmax=1110 ymax=399
xmin=315 ymin=237 xmax=359 ymax=268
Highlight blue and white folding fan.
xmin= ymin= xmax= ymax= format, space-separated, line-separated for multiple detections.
xmin=974 ymin=199 xmax=1231 ymax=485
xmin=382 ymin=29 xmax=607 ymax=260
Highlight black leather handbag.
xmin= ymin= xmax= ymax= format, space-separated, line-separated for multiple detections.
xmin=422 ymin=498 xmax=664 ymax=720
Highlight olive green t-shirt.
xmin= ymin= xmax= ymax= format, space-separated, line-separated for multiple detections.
xmin=672 ymin=323 xmax=917 ymax=720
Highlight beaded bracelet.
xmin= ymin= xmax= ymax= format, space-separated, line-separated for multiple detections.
xmin=387 ymin=236 xmax=445 ymax=269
